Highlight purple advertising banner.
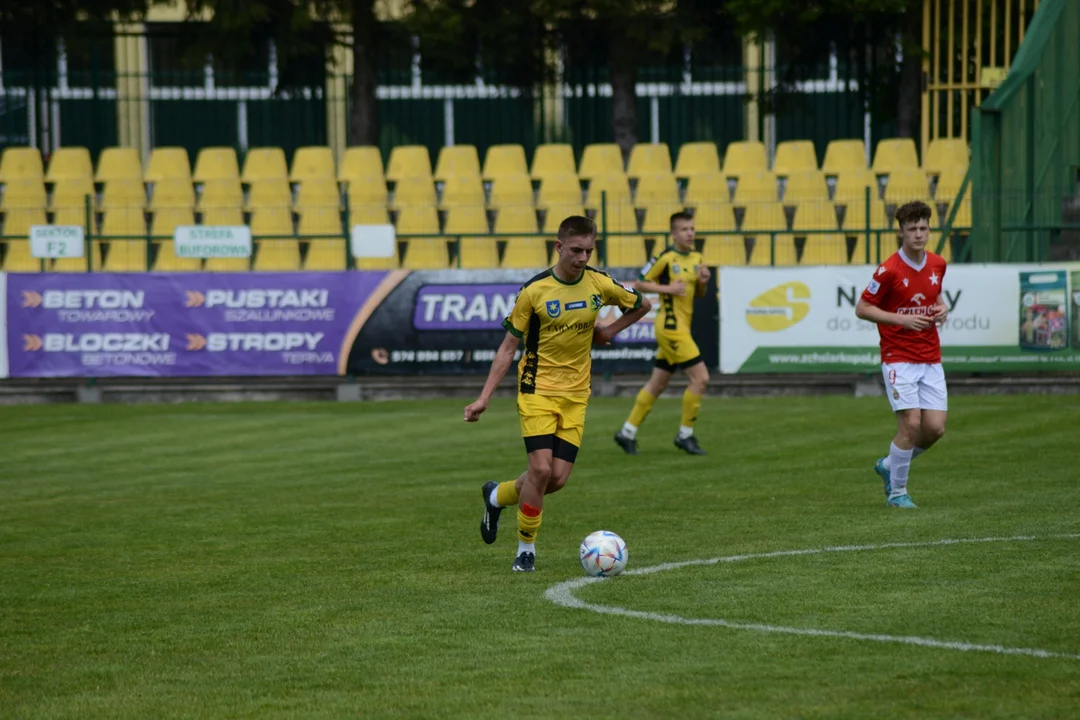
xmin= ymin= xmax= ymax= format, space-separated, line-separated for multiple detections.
xmin=6 ymin=272 xmax=388 ymax=377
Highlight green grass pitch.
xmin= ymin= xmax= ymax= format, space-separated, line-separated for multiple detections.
xmin=2 ymin=395 xmax=1079 ymax=719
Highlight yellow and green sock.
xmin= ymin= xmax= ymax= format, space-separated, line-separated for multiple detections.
xmin=678 ymin=389 xmax=702 ymax=437
xmin=621 ymin=388 xmax=657 ymax=438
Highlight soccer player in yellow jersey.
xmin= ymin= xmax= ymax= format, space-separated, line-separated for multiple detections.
xmin=464 ymin=216 xmax=651 ymax=572
xmin=614 ymin=211 xmax=712 ymax=455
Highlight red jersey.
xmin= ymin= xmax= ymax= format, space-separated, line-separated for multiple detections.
xmin=860 ymin=249 xmax=947 ymax=364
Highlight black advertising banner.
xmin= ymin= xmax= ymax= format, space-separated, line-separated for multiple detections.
xmin=342 ymin=268 xmax=719 ymax=375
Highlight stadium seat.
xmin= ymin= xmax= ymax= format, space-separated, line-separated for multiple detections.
xmin=540 ymin=204 xmax=586 ymax=233
xmin=250 ymin=207 xmax=300 ymax=271
xmin=685 ymin=172 xmax=730 ymax=206
xmin=101 ymin=179 xmax=146 ymax=209
xmin=732 ymin=171 xmax=778 ymax=204
xmin=482 ymin=144 xmax=529 ymax=181
xmin=150 ymin=207 xmax=195 ymax=238
xmin=741 ymin=203 xmax=796 ymax=266
xmin=151 ymin=208 xmax=202 ymax=272
xmin=502 ymin=237 xmax=549 ymax=268
xmin=641 ymin=203 xmax=686 ymax=234
xmin=536 ymin=175 xmax=582 ymax=207
xmin=722 ymin=141 xmax=767 ymax=178
xmin=673 ymin=141 xmax=721 ymax=178
xmin=50 ymin=178 xmax=95 ymax=211
xmin=49 ymin=206 xmax=95 ymax=272
xmin=396 ymin=205 xmax=440 ymax=235
xmin=872 ymin=138 xmax=920 ymax=174
xmin=387 ymin=145 xmax=433 ymax=182
xmin=934 ymin=166 xmax=967 ymax=201
xmin=1 ymin=208 xmax=47 ymax=271
xmin=439 ymin=175 xmax=485 ymax=209
xmin=701 ymin=236 xmax=746 ymax=265
xmin=95 ymin=147 xmax=143 ymax=182
xmin=883 ymin=168 xmax=931 ymax=204
xmin=246 ymin=178 xmax=292 ymax=210
xmin=149 ymin=178 xmax=195 ymax=210
xmin=346 ymin=178 xmax=389 ymax=212
xmin=290 ymin=146 xmax=335 ymax=182
xmin=299 ymin=206 xmax=347 ymax=271
xmin=145 ymin=147 xmax=192 ymax=182
xmin=458 ymin=236 xmax=500 ymax=268
xmin=198 ymin=179 xmax=243 ymax=210
xmin=46 ymin=147 xmax=93 ymax=182
xmin=434 ymin=145 xmax=482 ymax=182
xmin=792 ymin=201 xmax=839 ymax=231
xmin=923 ymin=138 xmax=969 ymax=176
xmin=602 ymin=236 xmax=647 ymax=268
xmin=692 ymin=202 xmax=737 ymax=232
xmin=241 ymin=147 xmax=288 ymax=183
xmin=339 ymin=146 xmax=384 ymax=184
xmin=349 ymin=204 xmax=392 ymax=226
xmin=488 ymin=174 xmax=533 ymax=209
xmin=822 ymin=139 xmax=867 ymax=174
xmin=595 ymin=202 xmax=643 ymax=267
xmin=494 ymin=205 xmax=539 ymax=234
xmin=403 ymin=238 xmax=450 ymax=269
xmin=772 ymin=140 xmax=818 ymax=175
xmin=833 ymin=169 xmax=879 ymax=202
xmin=634 ymin=173 xmax=680 ymax=206
xmin=944 ymin=195 xmax=972 ymax=228
xmin=1 ymin=178 xmax=46 ymax=209
xmin=530 ymin=144 xmax=576 ymax=181
xmin=295 ymin=178 xmax=341 ymax=208
xmin=444 ymin=206 xmax=489 ymax=235
xmin=100 ymin=208 xmax=148 ymax=272
xmin=782 ymin=170 xmax=829 ymax=203
xmin=193 ymin=147 xmax=240 ymax=182
xmin=201 ymin=208 xmax=249 ymax=272
xmin=594 ymin=203 xmax=638 ymax=235
xmin=0 ymin=147 xmax=44 ymax=181
xmin=392 ymin=176 xmax=437 ymax=208
xmin=841 ymin=198 xmax=890 ymax=233
xmin=578 ymin=144 xmax=624 ymax=180
xmin=627 ymin=143 xmax=672 ymax=177
xmin=793 ymin=201 xmax=845 ymax=264
xmin=585 ymin=174 xmax=631 ymax=209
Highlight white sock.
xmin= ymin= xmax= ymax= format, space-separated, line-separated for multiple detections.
xmin=488 ymin=487 xmax=500 ymax=507
xmin=621 ymin=422 xmax=638 ymax=439
xmin=517 ymin=541 xmax=535 ymax=556
xmin=883 ymin=446 xmax=924 ymax=470
xmin=888 ymin=442 xmax=914 ymax=498
xmin=678 ymin=425 xmax=694 ymax=439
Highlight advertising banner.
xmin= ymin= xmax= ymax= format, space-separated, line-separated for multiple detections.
xmin=719 ymin=263 xmax=1080 ymax=373
xmin=0 ymin=273 xmax=7 ymax=378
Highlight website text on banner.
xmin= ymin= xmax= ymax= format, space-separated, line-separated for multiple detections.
xmin=718 ymin=264 xmax=1080 ymax=374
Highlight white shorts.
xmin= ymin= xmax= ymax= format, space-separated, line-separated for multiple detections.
xmin=882 ymin=363 xmax=948 ymax=413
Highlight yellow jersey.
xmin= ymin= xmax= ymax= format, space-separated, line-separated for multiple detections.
xmin=503 ymin=266 xmax=642 ymax=397
xmin=639 ymin=247 xmax=703 ymax=335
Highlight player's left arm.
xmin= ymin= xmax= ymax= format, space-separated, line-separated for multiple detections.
xmin=595 ymin=276 xmax=652 ymax=345
xmin=695 ymin=261 xmax=711 ymax=297
xmin=931 ymin=262 xmax=949 ymax=325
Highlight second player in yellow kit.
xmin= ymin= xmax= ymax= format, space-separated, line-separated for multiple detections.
xmin=615 ymin=211 xmax=712 ymax=455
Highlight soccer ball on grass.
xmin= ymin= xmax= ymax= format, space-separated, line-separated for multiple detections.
xmin=579 ymin=530 xmax=628 ymax=577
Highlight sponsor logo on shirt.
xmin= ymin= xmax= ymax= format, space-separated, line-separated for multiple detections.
xmin=564 ymin=300 xmax=587 ymax=310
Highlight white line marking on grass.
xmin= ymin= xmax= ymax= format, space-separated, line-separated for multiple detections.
xmin=545 ymin=534 xmax=1080 ymax=660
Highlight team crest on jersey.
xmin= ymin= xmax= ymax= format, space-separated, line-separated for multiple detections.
xmin=867 ymin=280 xmax=881 ymax=295
xmin=910 ymin=293 xmax=926 ymax=306
xmin=590 ymin=294 xmax=603 ymax=310
xmin=672 ymin=263 xmax=681 ymax=274
xmin=546 ymin=300 xmax=561 ymax=318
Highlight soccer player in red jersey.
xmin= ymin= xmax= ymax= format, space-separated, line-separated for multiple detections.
xmin=855 ymin=201 xmax=949 ymax=508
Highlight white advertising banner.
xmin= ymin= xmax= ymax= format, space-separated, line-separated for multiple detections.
xmin=719 ymin=263 xmax=1080 ymax=373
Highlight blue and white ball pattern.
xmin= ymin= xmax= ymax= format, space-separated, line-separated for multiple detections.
xmin=579 ymin=530 xmax=628 ymax=577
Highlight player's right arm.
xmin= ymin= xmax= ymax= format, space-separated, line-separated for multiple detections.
xmin=464 ymin=331 xmax=519 ymax=422
xmin=634 ymin=254 xmax=685 ymax=296
xmin=855 ymin=271 xmax=930 ymax=331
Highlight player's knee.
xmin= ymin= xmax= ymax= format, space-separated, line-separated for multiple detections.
xmin=923 ymin=421 xmax=946 ymax=444
xmin=545 ymin=473 xmax=568 ymax=494
xmin=897 ymin=413 xmax=922 ymax=441
xmin=527 ymin=460 xmax=553 ymax=487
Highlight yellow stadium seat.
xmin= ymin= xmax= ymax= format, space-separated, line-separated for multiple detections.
xmin=193 ymin=147 xmax=240 ymax=182
xmin=51 ymin=178 xmax=96 ymax=210
xmin=537 ymin=175 xmax=582 ymax=208
xmin=250 ymin=208 xmax=299 ymax=271
xmin=241 ymin=147 xmax=288 ymax=183
xmin=923 ymin=138 xmax=969 ymax=176
xmin=439 ymin=175 xmax=485 ymax=208
xmin=742 ymin=203 xmax=796 ymax=265
xmin=701 ymin=236 xmax=746 ymax=265
xmin=146 ymin=147 xmax=192 ymax=182
xmin=151 ymin=208 xmax=202 ymax=271
xmin=100 ymin=208 xmax=148 ymax=271
xmin=396 ymin=205 xmax=440 ymax=235
xmin=4 ymin=207 xmax=46 ymax=236
xmin=199 ymin=179 xmax=243 ymax=210
xmin=579 ymin=144 xmax=624 ymax=180
xmin=603 ymin=237 xmax=647 ymax=267
xmin=732 ymin=171 xmax=778 ymax=204
xmin=792 ymin=201 xmax=839 ymax=231
xmin=585 ymin=174 xmax=631 ymax=209
xmin=46 ymin=147 xmax=93 ymax=182
xmin=149 ymin=178 xmax=195 ymax=209
xmin=351 ymin=212 xmax=398 ymax=269
xmin=482 ymin=145 xmax=528 ymax=181
xmin=494 ymin=205 xmax=539 ymax=234
xmin=741 ymin=202 xmax=789 ymax=233
xmin=488 ymin=174 xmax=533 ymax=208
xmin=772 ymin=140 xmax=818 ymax=175
xmin=298 ymin=206 xmax=346 ymax=270
xmin=246 ymin=178 xmax=292 ymax=210
xmin=387 ymin=145 xmax=433 ymax=181
xmin=685 ymin=172 xmax=730 ymax=206
xmin=748 ymin=236 xmax=797 ymax=266
xmin=722 ymin=141 xmax=768 ymax=178
xmin=641 ymin=204 xmax=686 ymax=234
xmin=822 ymin=139 xmax=867 ymax=174
xmin=392 ymin=176 xmax=437 ymax=208
xmin=2 ymin=208 xmax=47 ymax=272
xmin=303 ymin=238 xmax=347 ymax=270
xmin=692 ymin=202 xmax=736 ymax=232
xmin=444 ymin=206 xmax=489 ymax=235
xmin=296 ymin=178 xmax=340 ymax=209
xmin=840 ymin=198 xmax=890 ymax=233
xmin=200 ymin=208 xmax=249 ymax=271
xmin=872 ymin=138 xmax=920 ymax=174
xmin=594 ymin=204 xmax=638 ymax=235
xmin=434 ymin=145 xmax=481 ymax=181
xmin=349 ymin=204 xmax=392 ymax=225
xmin=800 ymin=235 xmax=849 ymax=265
xmin=674 ymin=141 xmax=721 ymax=178
xmin=2 ymin=178 xmax=46 ymax=209
xmin=540 ymin=204 xmax=586 ymax=234
xmin=298 ymin=205 xmax=343 ymax=236
xmin=49 ymin=206 xmax=95 ymax=272
xmin=783 ymin=170 xmax=829 ymax=203
xmin=502 ymin=237 xmax=549 ymax=268
xmin=95 ymin=147 xmax=143 ymax=182
xmin=345 ymin=178 xmax=389 ymax=213
xmin=403 ymin=238 xmax=450 ymax=268
xmin=943 ymin=195 xmax=972 ymax=228
xmin=290 ymin=146 xmax=335 ymax=182
xmin=458 ymin=237 xmax=499 ymax=268
xmin=634 ymin=173 xmax=679 ymax=206
xmin=833 ymin=169 xmax=879 ymax=202
xmin=339 ymin=146 xmax=384 ymax=184
xmin=100 ymin=179 xmax=145 ymax=209
xmin=531 ymin=144 xmax=576 ymax=181
xmin=884 ymin=168 xmax=930 ymax=204
xmin=627 ymin=143 xmax=672 ymax=177
xmin=0 ymin=147 xmax=43 ymax=181
xmin=934 ymin=166 xmax=967 ymax=202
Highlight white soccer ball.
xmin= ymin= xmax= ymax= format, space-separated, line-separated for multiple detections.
xmin=579 ymin=530 xmax=628 ymax=577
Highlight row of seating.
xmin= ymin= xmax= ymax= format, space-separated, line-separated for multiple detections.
xmin=0 ymin=136 xmax=968 ymax=188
